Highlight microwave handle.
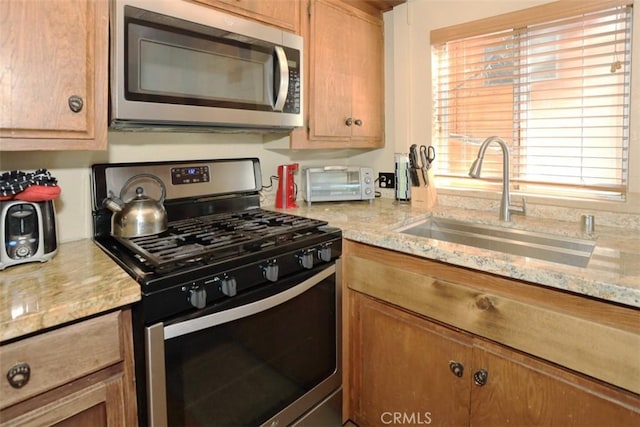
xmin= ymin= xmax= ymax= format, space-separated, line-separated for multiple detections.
xmin=273 ymin=46 xmax=289 ymax=112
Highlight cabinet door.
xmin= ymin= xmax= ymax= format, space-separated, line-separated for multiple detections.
xmin=0 ymin=0 xmax=108 ymax=150
xmin=349 ymin=10 xmax=383 ymax=142
xmin=470 ymin=340 xmax=640 ymax=427
xmin=350 ymin=292 xmax=472 ymax=426
xmin=1 ymin=370 xmax=127 ymax=427
xmin=309 ymin=0 xmax=353 ymax=140
xmin=193 ymin=0 xmax=300 ymax=33
xmin=289 ymin=0 xmax=384 ymax=149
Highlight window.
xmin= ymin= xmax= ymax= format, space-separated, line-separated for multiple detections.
xmin=431 ymin=1 xmax=632 ymax=201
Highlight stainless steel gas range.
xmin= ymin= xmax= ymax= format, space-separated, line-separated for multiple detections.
xmin=91 ymin=158 xmax=342 ymax=427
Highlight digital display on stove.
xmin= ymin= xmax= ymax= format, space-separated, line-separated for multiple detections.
xmin=171 ymin=166 xmax=210 ymax=185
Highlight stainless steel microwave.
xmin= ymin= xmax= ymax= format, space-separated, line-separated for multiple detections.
xmin=110 ymin=0 xmax=303 ymax=130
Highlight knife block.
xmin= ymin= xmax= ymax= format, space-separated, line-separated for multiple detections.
xmin=411 ymin=170 xmax=437 ymax=210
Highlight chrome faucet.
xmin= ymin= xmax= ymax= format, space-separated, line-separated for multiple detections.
xmin=468 ymin=136 xmax=526 ymax=221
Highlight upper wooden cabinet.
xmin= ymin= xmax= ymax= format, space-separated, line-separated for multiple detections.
xmin=0 ymin=0 xmax=108 ymax=151
xmin=290 ymin=0 xmax=384 ymax=149
xmin=192 ymin=0 xmax=300 ymax=33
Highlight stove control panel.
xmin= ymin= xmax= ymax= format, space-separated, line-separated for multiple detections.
xmin=144 ymin=233 xmax=342 ymax=322
xmin=171 ymin=166 xmax=210 ymax=185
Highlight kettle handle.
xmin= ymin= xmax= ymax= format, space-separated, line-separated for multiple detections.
xmin=119 ymin=173 xmax=166 ymax=204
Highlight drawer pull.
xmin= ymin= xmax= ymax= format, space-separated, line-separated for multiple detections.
xmin=474 ymin=369 xmax=488 ymax=386
xmin=449 ymin=360 xmax=464 ymax=377
xmin=7 ymin=362 xmax=31 ymax=389
xmin=68 ymin=95 xmax=84 ymax=113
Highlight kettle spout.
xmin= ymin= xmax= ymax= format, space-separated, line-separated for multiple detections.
xmin=103 ymin=191 xmax=125 ymax=212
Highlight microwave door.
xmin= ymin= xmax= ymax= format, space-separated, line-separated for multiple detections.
xmin=126 ymin=22 xmax=278 ymax=112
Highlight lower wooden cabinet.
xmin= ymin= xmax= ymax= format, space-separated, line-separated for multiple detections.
xmin=349 ymin=291 xmax=640 ymax=427
xmin=0 ymin=309 xmax=137 ymax=426
xmin=344 ymin=241 xmax=640 ymax=426
xmin=351 ymin=293 xmax=471 ymax=426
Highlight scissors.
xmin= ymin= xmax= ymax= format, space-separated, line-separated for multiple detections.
xmin=417 ymin=145 xmax=435 ymax=186
xmin=419 ymin=145 xmax=436 ymax=170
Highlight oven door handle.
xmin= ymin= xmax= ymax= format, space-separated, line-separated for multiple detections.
xmin=163 ymin=263 xmax=336 ymax=340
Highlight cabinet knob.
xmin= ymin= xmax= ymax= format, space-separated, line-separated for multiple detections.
xmin=345 ymin=117 xmax=353 ymax=126
xmin=449 ymin=360 xmax=464 ymax=377
xmin=7 ymin=362 xmax=31 ymax=389
xmin=354 ymin=119 xmax=363 ymax=126
xmin=473 ymin=369 xmax=489 ymax=386
xmin=68 ymin=95 xmax=84 ymax=113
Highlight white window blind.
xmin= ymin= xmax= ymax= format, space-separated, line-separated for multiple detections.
xmin=431 ymin=1 xmax=632 ymax=201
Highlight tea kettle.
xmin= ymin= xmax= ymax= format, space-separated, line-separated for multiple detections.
xmin=103 ymin=173 xmax=168 ymax=238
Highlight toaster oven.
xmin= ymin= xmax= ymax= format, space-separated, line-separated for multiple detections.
xmin=302 ymin=166 xmax=375 ymax=204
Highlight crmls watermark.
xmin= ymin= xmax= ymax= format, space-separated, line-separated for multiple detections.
xmin=380 ymin=411 xmax=433 ymax=425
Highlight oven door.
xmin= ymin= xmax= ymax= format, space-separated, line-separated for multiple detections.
xmin=145 ymin=261 xmax=341 ymax=427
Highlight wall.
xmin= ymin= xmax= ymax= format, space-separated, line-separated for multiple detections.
xmin=354 ymin=0 xmax=640 ymax=215
xmin=0 ymin=133 xmax=295 ymax=242
xmin=2 ymin=0 xmax=639 ymax=243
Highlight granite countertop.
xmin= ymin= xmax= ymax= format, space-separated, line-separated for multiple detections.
xmin=0 ymin=239 xmax=140 ymax=343
xmin=281 ymin=197 xmax=640 ymax=309
xmin=2 ymin=197 xmax=637 ymax=343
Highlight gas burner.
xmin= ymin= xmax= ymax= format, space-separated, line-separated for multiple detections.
xmin=114 ymin=209 xmax=328 ymax=269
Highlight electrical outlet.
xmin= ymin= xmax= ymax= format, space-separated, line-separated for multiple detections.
xmin=378 ymin=172 xmax=395 ymax=189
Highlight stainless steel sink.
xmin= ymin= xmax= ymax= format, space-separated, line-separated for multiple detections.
xmin=396 ymin=218 xmax=595 ymax=267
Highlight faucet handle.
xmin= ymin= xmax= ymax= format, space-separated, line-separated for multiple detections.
xmin=511 ymin=196 xmax=526 ymax=216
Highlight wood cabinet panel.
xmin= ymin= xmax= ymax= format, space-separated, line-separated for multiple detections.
xmin=344 ymin=240 xmax=640 ymax=426
xmin=290 ymin=0 xmax=384 ymax=149
xmin=351 ymin=292 xmax=472 ymax=426
xmin=191 ymin=0 xmax=300 ymax=33
xmin=348 ymin=291 xmax=640 ymax=427
xmin=309 ymin=0 xmax=353 ymax=139
xmin=0 ymin=309 xmax=137 ymax=427
xmin=2 ymin=368 xmax=126 ymax=427
xmin=471 ymin=340 xmax=640 ymax=426
xmin=0 ymin=312 xmax=122 ymax=409
xmin=344 ymin=240 xmax=640 ymax=395
xmin=349 ymin=9 xmax=383 ymax=141
xmin=0 ymin=0 xmax=107 ymax=150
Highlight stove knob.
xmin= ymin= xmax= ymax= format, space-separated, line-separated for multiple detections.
xmin=188 ymin=287 xmax=207 ymax=309
xmin=297 ymin=250 xmax=314 ymax=269
xmin=262 ymin=261 xmax=279 ymax=282
xmin=318 ymin=245 xmax=332 ymax=262
xmin=221 ymin=277 xmax=237 ymax=297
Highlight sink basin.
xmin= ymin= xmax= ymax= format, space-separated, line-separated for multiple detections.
xmin=396 ymin=218 xmax=595 ymax=267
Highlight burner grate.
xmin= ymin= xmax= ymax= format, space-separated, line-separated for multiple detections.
xmin=115 ymin=209 xmax=327 ymax=267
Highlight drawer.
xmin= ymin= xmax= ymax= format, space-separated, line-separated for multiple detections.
xmin=0 ymin=311 xmax=123 ymax=409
